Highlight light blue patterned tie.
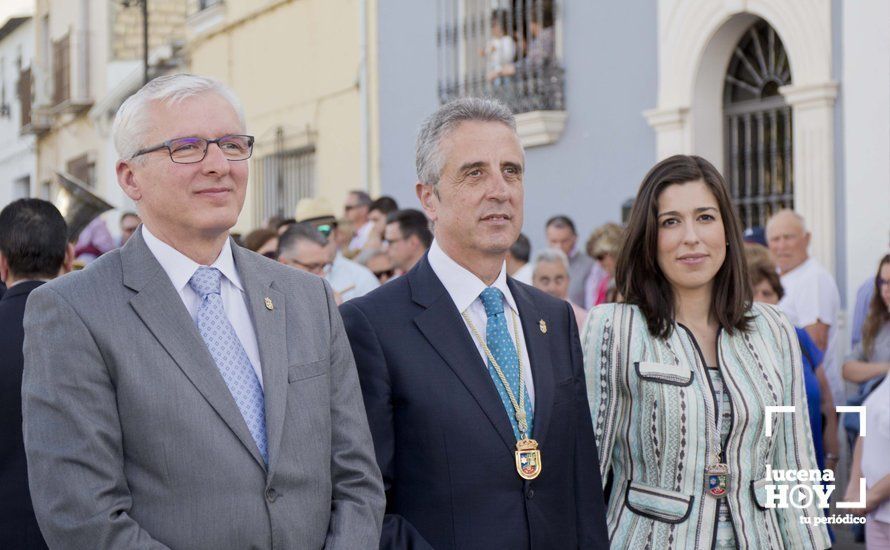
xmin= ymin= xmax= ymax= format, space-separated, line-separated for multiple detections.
xmin=189 ymin=267 xmax=268 ymax=464
xmin=479 ymin=287 xmax=533 ymax=440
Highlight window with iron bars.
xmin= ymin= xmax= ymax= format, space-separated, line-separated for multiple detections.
xmin=17 ymin=66 xmax=32 ymax=128
xmin=52 ymin=33 xmax=70 ymax=106
xmin=723 ymin=20 xmax=793 ymax=231
xmin=437 ymin=0 xmax=564 ymax=114
xmin=254 ymin=146 xmax=316 ymax=224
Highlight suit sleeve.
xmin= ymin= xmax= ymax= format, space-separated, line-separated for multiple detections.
xmin=768 ymin=307 xmax=832 ymax=549
xmin=340 ymin=300 xmax=434 ymax=550
xmin=567 ymin=302 xmax=610 ymax=549
xmin=21 ymin=286 xmax=170 ymax=550
xmin=321 ymin=280 xmax=386 ymax=550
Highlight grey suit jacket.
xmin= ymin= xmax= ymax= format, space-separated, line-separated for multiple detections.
xmin=22 ymin=229 xmax=384 ymax=549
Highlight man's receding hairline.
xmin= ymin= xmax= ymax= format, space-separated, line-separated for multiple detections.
xmin=766 ymin=209 xmax=807 ymax=235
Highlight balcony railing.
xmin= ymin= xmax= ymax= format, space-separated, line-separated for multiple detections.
xmin=437 ymin=0 xmax=564 ymax=114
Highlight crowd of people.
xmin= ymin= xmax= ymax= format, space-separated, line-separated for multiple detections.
xmin=0 ymin=73 xmax=888 ymax=550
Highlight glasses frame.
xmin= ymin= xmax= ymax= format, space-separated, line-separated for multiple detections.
xmin=130 ymin=134 xmax=255 ymax=164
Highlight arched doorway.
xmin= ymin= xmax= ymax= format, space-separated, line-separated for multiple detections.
xmin=723 ymin=19 xmax=793 ymax=230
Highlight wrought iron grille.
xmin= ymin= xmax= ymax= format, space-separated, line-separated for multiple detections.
xmin=254 ymin=144 xmax=316 ymax=223
xmin=437 ymin=0 xmax=564 ymax=114
xmin=52 ymin=33 xmax=70 ymax=106
xmin=17 ymin=66 xmax=32 ymax=128
xmin=723 ymin=20 xmax=793 ymax=230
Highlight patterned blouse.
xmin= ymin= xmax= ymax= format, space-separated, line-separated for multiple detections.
xmin=581 ymin=303 xmax=830 ymax=549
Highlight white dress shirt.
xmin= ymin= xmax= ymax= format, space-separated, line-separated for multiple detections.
xmin=427 ymin=239 xmax=535 ymax=405
xmin=326 ymin=252 xmax=380 ymax=302
xmin=778 ymin=256 xmax=842 ymax=404
xmin=348 ymin=220 xmax=374 ymax=252
xmin=142 ymin=225 xmax=264 ymax=387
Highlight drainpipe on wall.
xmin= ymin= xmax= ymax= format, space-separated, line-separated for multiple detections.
xmin=359 ymin=0 xmax=370 ymax=193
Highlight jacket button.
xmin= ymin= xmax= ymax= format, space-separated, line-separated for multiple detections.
xmin=526 ymin=488 xmax=535 ymax=500
xmin=266 ymin=488 xmax=278 ymax=503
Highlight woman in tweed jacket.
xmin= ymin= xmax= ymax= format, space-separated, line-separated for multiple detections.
xmin=582 ymin=155 xmax=830 ymax=549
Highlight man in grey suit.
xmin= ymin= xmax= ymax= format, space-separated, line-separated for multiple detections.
xmin=22 ymin=74 xmax=384 ymax=549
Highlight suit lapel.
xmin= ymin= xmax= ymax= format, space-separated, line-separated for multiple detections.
xmin=123 ymin=230 xmax=267 ymax=470
xmin=232 ymin=245 xmax=289 ymax=473
xmin=508 ymin=279 xmax=555 ymax=449
xmin=410 ymin=258 xmax=518 ymax=453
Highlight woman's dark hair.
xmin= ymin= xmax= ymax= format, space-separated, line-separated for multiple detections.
xmin=616 ymin=154 xmax=752 ymax=339
xmin=862 ymin=254 xmax=890 ymax=359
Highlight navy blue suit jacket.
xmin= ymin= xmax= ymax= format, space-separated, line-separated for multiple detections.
xmin=0 ymin=280 xmax=48 ymax=549
xmin=340 ymin=255 xmax=609 ymax=549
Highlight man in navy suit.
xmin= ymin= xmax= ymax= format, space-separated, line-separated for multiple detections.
xmin=0 ymin=199 xmax=73 ymax=549
xmin=341 ymin=98 xmax=609 ymax=549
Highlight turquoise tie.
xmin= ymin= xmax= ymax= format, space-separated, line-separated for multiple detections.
xmin=479 ymin=287 xmax=533 ymax=440
xmin=189 ymin=267 xmax=269 ymax=464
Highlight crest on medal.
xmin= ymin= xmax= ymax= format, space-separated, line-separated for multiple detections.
xmin=706 ymin=465 xmax=729 ymax=498
xmin=515 ymin=438 xmax=542 ymax=480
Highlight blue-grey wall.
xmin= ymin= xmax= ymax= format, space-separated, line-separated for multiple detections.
xmin=376 ymin=0 xmax=658 ymax=255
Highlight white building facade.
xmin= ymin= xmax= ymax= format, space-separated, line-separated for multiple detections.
xmin=0 ymin=12 xmax=36 ymax=206
xmin=645 ymin=0 xmax=890 ymax=311
xmin=376 ymin=0 xmax=889 ymax=339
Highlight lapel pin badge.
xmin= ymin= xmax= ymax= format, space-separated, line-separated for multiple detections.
xmin=264 ymin=297 xmax=274 ymax=311
xmin=539 ymin=319 xmax=547 ymax=334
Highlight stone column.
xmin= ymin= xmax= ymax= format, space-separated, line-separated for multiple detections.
xmin=643 ymin=106 xmax=691 ymax=160
xmin=780 ymin=81 xmax=839 ymax=273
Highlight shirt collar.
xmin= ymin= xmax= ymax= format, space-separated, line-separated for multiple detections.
xmin=427 ymin=239 xmax=517 ymax=315
xmin=142 ymin=225 xmax=243 ymax=293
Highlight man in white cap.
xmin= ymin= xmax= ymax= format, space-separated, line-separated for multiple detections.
xmin=295 ymin=197 xmax=379 ymax=302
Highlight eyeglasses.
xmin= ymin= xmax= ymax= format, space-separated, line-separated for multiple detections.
xmin=373 ymin=269 xmax=395 ymax=280
xmin=130 ymin=135 xmax=255 ymax=164
xmin=315 ymin=224 xmax=334 ymax=238
xmin=281 ymin=257 xmax=330 ymax=275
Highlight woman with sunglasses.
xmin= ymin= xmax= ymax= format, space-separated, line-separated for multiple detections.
xmin=582 ymin=155 xmax=829 ymax=549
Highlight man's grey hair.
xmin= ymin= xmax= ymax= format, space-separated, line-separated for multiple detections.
xmin=278 ymin=222 xmax=328 ymax=257
xmin=415 ymin=97 xmax=517 ymax=186
xmin=765 ymin=209 xmax=808 ymax=235
xmin=349 ymin=190 xmax=372 ymax=206
xmin=112 ymin=73 xmax=246 ymax=161
xmin=533 ymin=247 xmax=570 ymax=273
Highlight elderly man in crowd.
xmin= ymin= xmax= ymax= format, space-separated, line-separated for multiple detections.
xmin=531 ymin=248 xmax=587 ymax=330
xmin=345 ymin=190 xmax=374 ymax=255
xmin=767 ymin=209 xmax=842 ymax=403
xmin=119 ymin=211 xmax=141 ymax=246
xmin=21 ymin=74 xmax=383 ymax=549
xmin=384 ymin=208 xmax=432 ymax=276
xmin=295 ymin=197 xmax=379 ymax=301
xmin=0 ymin=199 xmax=73 ymax=550
xmin=341 ymin=97 xmax=608 ymax=549
xmin=545 ymin=215 xmax=594 ymax=307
